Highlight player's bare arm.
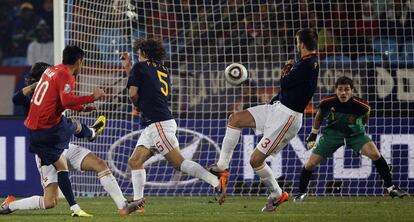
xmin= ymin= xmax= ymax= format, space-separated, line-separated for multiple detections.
xmin=362 ymin=111 xmax=370 ymax=125
xmin=312 ymin=110 xmax=322 ymax=130
xmin=128 ymin=86 xmax=139 ymax=106
xmin=120 ymin=52 xmax=132 ymax=76
xmin=21 ymin=82 xmax=38 ymax=96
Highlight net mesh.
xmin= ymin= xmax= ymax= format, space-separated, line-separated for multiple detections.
xmin=64 ymin=0 xmax=414 ymax=197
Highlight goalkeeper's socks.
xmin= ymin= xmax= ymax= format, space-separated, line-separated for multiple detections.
xmin=299 ymin=166 xmax=313 ymax=194
xmin=98 ymin=169 xmax=127 ymax=209
xmin=57 ymin=171 xmax=77 ymax=207
xmin=9 ymin=196 xmax=45 ymax=211
xmin=374 ymin=156 xmax=393 ymax=188
xmin=74 ymin=123 xmax=93 ymax=139
xmin=180 ymin=160 xmax=220 ymax=187
xmin=217 ymin=126 xmax=241 ymax=170
xmin=254 ymin=164 xmax=282 ymax=198
xmin=131 ymin=169 xmax=146 ymax=200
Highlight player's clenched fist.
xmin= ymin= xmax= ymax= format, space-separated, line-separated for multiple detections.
xmin=282 ymin=59 xmax=295 ymax=77
xmin=93 ymin=88 xmax=106 ymax=100
xmin=306 ymin=133 xmax=317 ymax=150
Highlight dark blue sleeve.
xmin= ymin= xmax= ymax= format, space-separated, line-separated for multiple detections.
xmin=280 ymin=62 xmax=309 ymax=89
xmin=127 ymin=64 xmax=141 ymax=88
xmin=269 ymin=93 xmax=279 ymax=104
xmin=12 ymin=90 xmax=31 ymax=109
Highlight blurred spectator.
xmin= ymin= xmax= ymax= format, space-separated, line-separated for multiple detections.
xmin=146 ymin=0 xmax=179 ymax=40
xmin=0 ymin=3 xmax=13 ymax=62
xmin=268 ymin=12 xmax=295 ymax=63
xmin=26 ymin=20 xmax=53 ymax=65
xmin=12 ymin=2 xmax=40 ymax=57
xmin=379 ymin=0 xmax=414 ymax=39
xmin=317 ymin=28 xmax=337 ymax=57
xmin=244 ymin=4 xmax=272 ymax=46
xmin=38 ymin=0 xmax=53 ymax=32
xmin=216 ymin=1 xmax=245 ymax=47
xmin=4 ymin=0 xmax=22 ymax=19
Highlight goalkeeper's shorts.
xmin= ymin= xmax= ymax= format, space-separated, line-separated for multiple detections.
xmin=312 ymin=132 xmax=372 ymax=158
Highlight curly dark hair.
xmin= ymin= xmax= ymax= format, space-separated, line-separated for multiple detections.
xmin=133 ymin=38 xmax=165 ymax=62
xmin=25 ymin=62 xmax=52 ymax=86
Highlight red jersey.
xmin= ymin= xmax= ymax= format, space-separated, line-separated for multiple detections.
xmin=24 ymin=64 xmax=95 ymax=130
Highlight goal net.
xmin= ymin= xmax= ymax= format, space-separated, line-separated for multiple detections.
xmin=62 ymin=0 xmax=414 ymax=197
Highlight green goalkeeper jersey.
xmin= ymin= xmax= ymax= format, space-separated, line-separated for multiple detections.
xmin=318 ymin=95 xmax=370 ymax=137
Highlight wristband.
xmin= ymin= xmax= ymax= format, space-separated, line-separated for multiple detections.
xmin=311 ymin=128 xmax=319 ymax=134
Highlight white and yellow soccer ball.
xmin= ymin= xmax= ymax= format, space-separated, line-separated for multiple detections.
xmin=224 ymin=63 xmax=248 ymax=86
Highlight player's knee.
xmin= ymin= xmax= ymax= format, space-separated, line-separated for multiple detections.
xmin=44 ymin=197 xmax=57 ymax=209
xmin=172 ymin=162 xmax=181 ymax=171
xmin=128 ymin=156 xmax=144 ymax=169
xmin=95 ymin=158 xmax=108 ymax=171
xmin=249 ymin=156 xmax=262 ymax=169
xmin=305 ymin=161 xmax=318 ymax=171
xmin=228 ymin=114 xmax=236 ymax=126
xmin=367 ymin=151 xmax=381 ymax=161
xmin=228 ymin=113 xmax=240 ymax=128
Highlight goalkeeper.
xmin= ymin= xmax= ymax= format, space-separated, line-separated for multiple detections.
xmin=294 ymin=76 xmax=408 ymax=201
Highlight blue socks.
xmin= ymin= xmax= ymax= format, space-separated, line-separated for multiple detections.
xmin=57 ymin=171 xmax=77 ymax=207
xmin=74 ymin=124 xmax=93 ymax=138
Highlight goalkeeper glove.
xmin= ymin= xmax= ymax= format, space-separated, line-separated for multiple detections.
xmin=306 ymin=132 xmax=317 ymax=150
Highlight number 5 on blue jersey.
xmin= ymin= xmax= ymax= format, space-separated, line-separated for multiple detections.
xmin=157 ymin=71 xmax=168 ymax=96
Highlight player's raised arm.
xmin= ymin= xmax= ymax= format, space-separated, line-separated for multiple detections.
xmin=58 ymin=73 xmax=105 ymax=111
xmin=120 ymin=52 xmax=132 ymax=76
xmin=12 ymin=82 xmax=37 ymax=106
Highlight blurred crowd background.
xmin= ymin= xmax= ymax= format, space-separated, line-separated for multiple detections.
xmin=1 ymin=0 xmax=413 ymax=66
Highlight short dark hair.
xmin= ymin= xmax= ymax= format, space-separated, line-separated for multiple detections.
xmin=133 ymin=38 xmax=165 ymax=62
xmin=296 ymin=28 xmax=318 ymax=51
xmin=62 ymin=45 xmax=84 ymax=65
xmin=25 ymin=62 xmax=51 ymax=86
xmin=335 ymin=76 xmax=354 ymax=89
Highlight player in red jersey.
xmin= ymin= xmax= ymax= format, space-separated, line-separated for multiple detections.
xmin=1 ymin=62 xmax=143 ymax=217
xmin=24 ymin=46 xmax=104 ymax=216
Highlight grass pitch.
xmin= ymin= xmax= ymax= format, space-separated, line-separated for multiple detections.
xmin=1 ymin=196 xmax=413 ymax=222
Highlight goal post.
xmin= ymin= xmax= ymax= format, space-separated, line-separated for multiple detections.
xmin=59 ymin=0 xmax=414 ymax=197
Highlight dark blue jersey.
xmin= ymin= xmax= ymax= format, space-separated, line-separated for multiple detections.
xmin=278 ymin=54 xmax=319 ymax=113
xmin=127 ymin=61 xmax=173 ymax=126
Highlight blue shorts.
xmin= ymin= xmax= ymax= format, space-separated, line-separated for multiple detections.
xmin=27 ymin=116 xmax=77 ymax=166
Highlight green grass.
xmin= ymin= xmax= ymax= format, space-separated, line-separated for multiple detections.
xmin=2 ymin=196 xmax=413 ymax=222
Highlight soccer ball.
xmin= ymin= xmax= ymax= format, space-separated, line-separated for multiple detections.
xmin=224 ymin=63 xmax=248 ymax=86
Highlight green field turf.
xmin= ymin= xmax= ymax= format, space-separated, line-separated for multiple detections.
xmin=1 ymin=196 xmax=413 ymax=222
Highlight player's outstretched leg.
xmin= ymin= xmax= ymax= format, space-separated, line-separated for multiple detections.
xmin=164 ymin=149 xmax=227 ymax=204
xmin=78 ymin=151 xmax=141 ymax=216
xmin=73 ymin=115 xmax=106 ymax=142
